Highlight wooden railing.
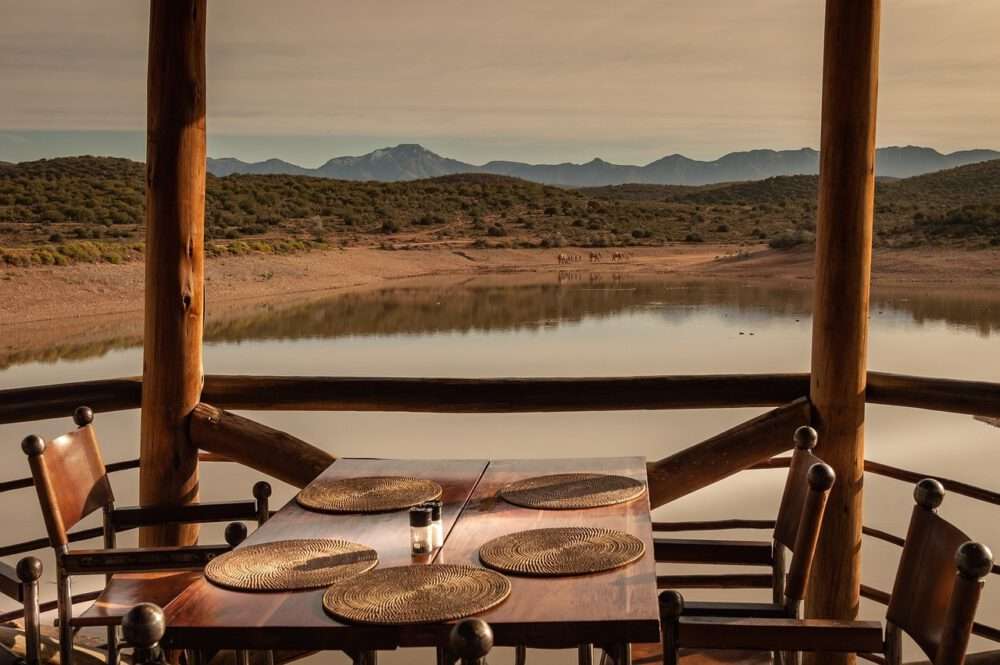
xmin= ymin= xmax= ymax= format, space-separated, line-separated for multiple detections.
xmin=1 ymin=370 xmax=998 ymax=648
xmin=3 ymin=370 xmax=998 ymax=425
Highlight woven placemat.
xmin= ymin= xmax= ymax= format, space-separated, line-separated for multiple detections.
xmin=479 ymin=527 xmax=645 ymax=576
xmin=297 ymin=476 xmax=443 ymax=513
xmin=499 ymin=473 xmax=645 ymax=510
xmin=323 ymin=565 xmax=511 ymax=625
xmin=205 ymin=539 xmax=378 ymax=592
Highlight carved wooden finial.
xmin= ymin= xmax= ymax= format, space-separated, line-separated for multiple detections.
xmin=225 ymin=522 xmax=248 ymax=547
xmin=807 ymin=462 xmax=836 ymax=492
xmin=449 ymin=618 xmax=493 ymax=665
xmin=20 ymin=435 xmax=45 ymax=457
xmin=914 ymin=478 xmax=945 ymax=510
xmin=793 ymin=426 xmax=818 ymax=450
xmin=253 ymin=481 xmax=272 ymax=500
xmin=73 ymin=406 xmax=94 ymax=427
xmin=659 ymin=590 xmax=685 ymax=618
xmin=956 ymin=542 xmax=993 ymax=580
xmin=16 ymin=556 xmax=43 ymax=582
xmin=122 ymin=603 xmax=166 ymax=649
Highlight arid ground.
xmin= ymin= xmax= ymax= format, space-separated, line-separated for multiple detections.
xmin=2 ymin=244 xmax=999 ymax=367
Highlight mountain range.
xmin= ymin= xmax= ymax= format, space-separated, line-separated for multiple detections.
xmin=206 ymin=144 xmax=1000 ymax=187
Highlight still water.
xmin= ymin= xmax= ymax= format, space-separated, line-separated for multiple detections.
xmin=1 ymin=275 xmax=997 ymax=661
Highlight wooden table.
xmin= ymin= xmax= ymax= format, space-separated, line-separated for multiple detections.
xmin=162 ymin=457 xmax=660 ymax=658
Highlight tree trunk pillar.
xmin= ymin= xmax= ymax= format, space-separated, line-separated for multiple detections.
xmin=806 ymin=2 xmax=881 ymax=664
xmin=139 ymin=0 xmax=207 ymax=547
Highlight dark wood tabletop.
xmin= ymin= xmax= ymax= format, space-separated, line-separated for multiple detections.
xmin=161 ymin=456 xmax=659 ymax=653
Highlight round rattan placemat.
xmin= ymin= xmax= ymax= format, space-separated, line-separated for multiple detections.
xmin=498 ymin=473 xmax=645 ymax=510
xmin=479 ymin=527 xmax=645 ymax=576
xmin=297 ymin=476 xmax=443 ymax=513
xmin=322 ymin=565 xmax=511 ymax=625
xmin=205 ymin=539 xmax=378 ymax=592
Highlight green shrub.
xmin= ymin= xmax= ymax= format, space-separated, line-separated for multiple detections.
xmin=768 ymin=230 xmax=814 ymax=250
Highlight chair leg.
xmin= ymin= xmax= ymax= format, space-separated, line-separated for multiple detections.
xmin=107 ymin=625 xmax=119 ymax=665
xmin=578 ymin=644 xmax=593 ymax=665
xmin=515 ymin=645 xmax=527 ymax=665
xmin=884 ymin=623 xmax=902 ymax=665
xmin=17 ymin=558 xmax=42 ymax=665
xmin=352 ymin=651 xmax=377 ymax=665
xmin=58 ymin=572 xmax=74 ymax=665
xmin=610 ymin=644 xmax=631 ymax=665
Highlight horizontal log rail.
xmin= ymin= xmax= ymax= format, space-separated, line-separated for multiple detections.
xmin=861 ymin=526 xmax=905 ymax=548
xmin=863 ymin=460 xmax=1000 ymax=506
xmin=0 ymin=457 xmax=141 ymax=494
xmin=656 ymin=573 xmax=772 ymax=589
xmin=653 ymin=519 xmax=776 ymax=532
xmin=753 ymin=457 xmax=999 ymax=507
xmin=0 ymin=377 xmax=142 ymax=424
xmin=0 ymin=561 xmax=20 ymax=601
xmin=0 ymin=590 xmax=102 ymax=624
xmin=867 ymin=372 xmax=1000 ymax=417
xmin=862 ymin=585 xmax=1000 ymax=644
xmin=0 ymin=452 xmax=234 ymax=495
xmin=0 ymin=525 xmax=109 ymax=558
xmin=0 ymin=453 xmax=238 ymax=558
xmin=200 ymin=374 xmax=811 ymax=413
xmin=3 ymin=371 xmax=998 ymax=424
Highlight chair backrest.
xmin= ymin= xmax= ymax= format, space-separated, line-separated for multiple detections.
xmin=21 ymin=407 xmax=114 ymax=549
xmin=887 ymin=479 xmax=993 ymax=665
xmin=770 ymin=426 xmax=836 ymax=609
xmin=773 ymin=426 xmax=824 ymax=551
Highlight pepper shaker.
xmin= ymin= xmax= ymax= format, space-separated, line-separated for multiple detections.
xmin=409 ymin=506 xmax=433 ymax=555
xmin=425 ymin=500 xmax=444 ymax=548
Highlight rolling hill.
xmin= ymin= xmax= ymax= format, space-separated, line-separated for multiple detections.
xmin=206 ymin=144 xmax=1000 ymax=186
xmin=1 ymin=156 xmax=998 ymax=267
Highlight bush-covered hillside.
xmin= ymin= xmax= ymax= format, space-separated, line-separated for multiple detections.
xmin=1 ymin=156 xmax=998 ymax=266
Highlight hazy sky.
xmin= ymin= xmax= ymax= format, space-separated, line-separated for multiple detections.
xmin=1 ymin=0 xmax=998 ymax=166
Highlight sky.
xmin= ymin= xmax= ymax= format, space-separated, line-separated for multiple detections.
xmin=1 ymin=0 xmax=998 ymax=166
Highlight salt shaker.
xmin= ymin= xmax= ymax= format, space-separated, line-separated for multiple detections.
xmin=409 ymin=506 xmax=433 ymax=555
xmin=425 ymin=500 xmax=444 ymax=548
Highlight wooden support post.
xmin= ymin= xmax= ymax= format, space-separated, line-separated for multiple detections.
xmin=806 ymin=2 xmax=881 ymax=663
xmin=140 ymin=0 xmax=207 ymax=547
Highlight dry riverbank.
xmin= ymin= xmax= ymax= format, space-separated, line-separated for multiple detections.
xmin=1 ymin=243 xmax=998 ymax=368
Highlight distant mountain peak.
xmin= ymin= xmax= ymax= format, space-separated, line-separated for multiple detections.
xmin=206 ymin=144 xmax=1000 ymax=187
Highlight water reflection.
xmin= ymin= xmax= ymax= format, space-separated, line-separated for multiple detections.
xmin=2 ymin=274 xmax=998 ymax=370
xmin=0 ymin=274 xmax=997 ymax=662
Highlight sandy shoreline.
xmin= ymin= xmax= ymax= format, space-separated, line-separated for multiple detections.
xmin=1 ymin=243 xmax=998 ymax=367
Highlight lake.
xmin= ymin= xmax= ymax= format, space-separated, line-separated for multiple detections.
xmin=1 ymin=273 xmax=997 ymax=662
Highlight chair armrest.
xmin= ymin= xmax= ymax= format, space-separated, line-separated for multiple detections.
xmin=62 ymin=544 xmax=230 ymax=574
xmin=111 ymin=500 xmax=258 ymax=530
xmin=682 ymin=601 xmax=790 ymax=618
xmin=677 ymin=617 xmax=884 ymax=653
xmin=657 ymin=573 xmax=774 ymax=590
xmin=654 ymin=537 xmax=774 ymax=566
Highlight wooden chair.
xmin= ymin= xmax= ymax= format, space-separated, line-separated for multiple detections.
xmin=660 ymin=479 xmax=994 ymax=665
xmin=21 ymin=406 xmax=272 ymax=665
xmin=653 ymin=426 xmax=836 ymax=619
xmin=0 ymin=556 xmax=42 ymax=665
xmin=619 ymin=427 xmax=834 ymax=665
